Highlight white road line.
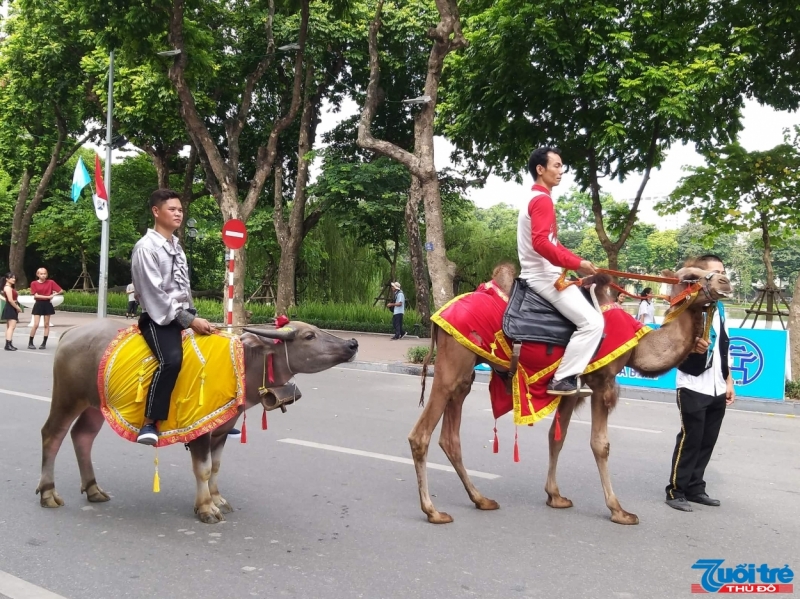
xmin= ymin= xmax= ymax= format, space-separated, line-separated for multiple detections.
xmin=0 ymin=388 xmax=50 ymax=402
xmin=277 ymin=438 xmax=500 ymax=480
xmin=0 ymin=570 xmax=69 ymax=599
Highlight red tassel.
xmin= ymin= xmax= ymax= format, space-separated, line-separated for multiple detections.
xmin=261 ymin=408 xmax=268 ymax=430
xmin=240 ymin=412 xmax=247 ymax=444
xmin=554 ymin=409 xmax=562 ymax=442
xmin=513 ymin=428 xmax=520 ymax=463
xmin=492 ymin=420 xmax=499 ymax=454
xmin=267 ymin=354 xmax=274 ymax=383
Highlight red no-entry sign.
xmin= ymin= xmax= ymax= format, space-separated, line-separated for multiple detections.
xmin=221 ymin=219 xmax=247 ymax=250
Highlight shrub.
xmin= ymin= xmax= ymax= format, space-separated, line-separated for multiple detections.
xmin=407 ymin=345 xmax=435 ymax=364
xmin=786 ymin=380 xmax=800 ymax=400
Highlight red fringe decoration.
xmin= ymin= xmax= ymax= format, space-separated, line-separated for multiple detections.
xmin=554 ymin=409 xmax=562 ymax=441
xmin=261 ymin=408 xmax=268 ymax=430
xmin=267 ymin=354 xmax=274 ymax=383
xmin=240 ymin=411 xmax=247 ymax=444
xmin=492 ymin=420 xmax=499 ymax=454
xmin=513 ymin=428 xmax=520 ymax=462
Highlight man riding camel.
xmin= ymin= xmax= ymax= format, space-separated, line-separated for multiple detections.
xmin=517 ymin=147 xmax=604 ymax=395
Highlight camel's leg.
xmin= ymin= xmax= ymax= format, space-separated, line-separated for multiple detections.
xmin=544 ymin=396 xmax=579 ymax=509
xmin=438 ymin=392 xmax=498 ymax=512
xmin=590 ymin=394 xmax=639 ymax=525
xmin=208 ymin=432 xmax=233 ymax=514
xmin=71 ymin=407 xmax=110 ymax=503
xmin=36 ymin=400 xmax=89 ymax=508
xmin=188 ymin=434 xmax=223 ymax=524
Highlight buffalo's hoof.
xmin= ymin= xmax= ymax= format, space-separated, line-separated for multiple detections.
xmin=546 ymin=494 xmax=574 ymax=509
xmin=611 ymin=510 xmax=639 ymax=525
xmin=427 ymin=511 xmax=454 ymax=524
xmin=212 ymin=496 xmax=234 ymax=514
xmin=474 ymin=497 xmax=500 ymax=511
xmin=85 ymin=483 xmax=111 ymax=503
xmin=39 ymin=489 xmax=64 ymax=508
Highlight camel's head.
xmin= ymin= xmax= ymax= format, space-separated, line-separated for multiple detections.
xmin=661 ymin=267 xmax=733 ymax=307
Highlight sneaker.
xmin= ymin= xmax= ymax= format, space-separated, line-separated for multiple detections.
xmin=389 ymin=336 xmax=398 ymax=341
xmin=399 ymin=332 xmax=407 ymax=339
xmin=227 ymin=428 xmax=241 ymax=437
xmin=137 ymin=423 xmax=159 ymax=446
xmin=546 ymin=376 xmax=579 ymax=396
xmin=665 ymin=497 xmax=693 ymax=512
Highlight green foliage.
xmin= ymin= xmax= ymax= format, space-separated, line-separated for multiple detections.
xmin=785 ymin=380 xmax=800 ymax=400
xmin=406 ymin=345 xmax=435 ymax=364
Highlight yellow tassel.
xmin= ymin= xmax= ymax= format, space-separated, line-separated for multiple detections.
xmin=199 ymin=369 xmax=205 ymax=406
xmin=135 ymin=367 xmax=145 ymax=403
xmin=489 ymin=342 xmax=497 ymax=357
xmin=153 ymin=450 xmax=160 ymax=493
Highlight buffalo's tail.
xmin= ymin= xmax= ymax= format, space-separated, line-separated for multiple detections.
xmin=419 ymin=323 xmax=438 ymax=408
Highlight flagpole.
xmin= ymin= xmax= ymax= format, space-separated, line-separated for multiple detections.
xmin=98 ymin=50 xmax=113 ymax=318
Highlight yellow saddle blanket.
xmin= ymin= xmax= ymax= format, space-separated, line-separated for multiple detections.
xmin=98 ymin=325 xmax=246 ymax=447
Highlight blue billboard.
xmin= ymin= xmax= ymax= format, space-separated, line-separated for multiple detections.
xmin=616 ymin=326 xmax=788 ymax=401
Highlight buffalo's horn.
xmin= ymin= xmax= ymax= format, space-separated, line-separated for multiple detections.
xmin=243 ymin=326 xmax=297 ymax=341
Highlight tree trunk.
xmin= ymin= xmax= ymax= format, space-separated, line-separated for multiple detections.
xmin=275 ymin=243 xmax=299 ymax=314
xmin=419 ymin=175 xmax=454 ymax=308
xmin=405 ymin=176 xmax=430 ymax=326
xmin=789 ymin=276 xmax=800 ymax=381
xmin=8 ymin=169 xmax=33 ymax=288
xmin=605 ymin=247 xmax=621 ymax=272
xmin=80 ymin=250 xmax=90 ymax=290
xmin=760 ymin=211 xmax=776 ymax=325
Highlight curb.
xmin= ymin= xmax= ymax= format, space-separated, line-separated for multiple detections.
xmin=336 ymin=361 xmax=799 ymax=416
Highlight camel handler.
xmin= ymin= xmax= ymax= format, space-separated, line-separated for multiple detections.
xmin=131 ymin=189 xmax=215 ymax=445
xmin=517 ymin=147 xmax=604 ymax=395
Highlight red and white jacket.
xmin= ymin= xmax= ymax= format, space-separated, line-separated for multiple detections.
xmin=517 ymin=184 xmax=582 ymax=282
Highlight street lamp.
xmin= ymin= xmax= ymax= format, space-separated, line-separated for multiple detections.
xmin=277 ymin=42 xmax=301 ymax=51
xmin=157 ymin=49 xmax=182 ymax=57
xmin=402 ymin=95 xmax=432 ymax=105
xmin=187 ymin=218 xmax=198 ymax=286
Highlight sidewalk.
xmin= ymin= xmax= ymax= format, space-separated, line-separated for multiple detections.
xmin=10 ymin=311 xmax=798 ymax=415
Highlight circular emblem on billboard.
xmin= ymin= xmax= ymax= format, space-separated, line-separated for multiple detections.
xmin=728 ymin=336 xmax=764 ymax=386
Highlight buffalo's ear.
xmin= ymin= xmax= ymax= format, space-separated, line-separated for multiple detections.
xmin=243 ymin=326 xmax=297 ymax=341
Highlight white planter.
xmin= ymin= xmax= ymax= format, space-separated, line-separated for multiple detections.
xmin=19 ymin=295 xmax=64 ymax=327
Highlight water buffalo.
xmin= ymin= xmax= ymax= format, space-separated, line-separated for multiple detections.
xmin=35 ymin=319 xmax=358 ymax=523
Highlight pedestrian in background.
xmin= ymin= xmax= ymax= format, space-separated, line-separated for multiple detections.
xmin=2 ymin=272 xmax=22 ymax=351
xmin=387 ymin=282 xmax=406 ymax=340
xmin=665 ymin=254 xmax=735 ymax=512
xmin=29 ymin=267 xmax=63 ymax=350
xmin=126 ymin=282 xmax=139 ymax=319
xmin=637 ymin=287 xmax=656 ymax=324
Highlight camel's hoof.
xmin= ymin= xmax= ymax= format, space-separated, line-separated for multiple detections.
xmin=474 ymin=497 xmax=500 ymax=511
xmin=610 ymin=511 xmax=639 ymax=525
xmin=546 ymin=495 xmax=574 ymax=509
xmin=85 ymin=484 xmax=111 ymax=503
xmin=39 ymin=490 xmax=64 ymax=508
xmin=213 ymin=496 xmax=234 ymax=514
xmin=427 ymin=511 xmax=454 ymax=524
xmin=195 ymin=504 xmax=225 ymax=524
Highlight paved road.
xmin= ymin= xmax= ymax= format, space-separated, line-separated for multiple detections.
xmin=1 ymin=338 xmax=799 ymax=599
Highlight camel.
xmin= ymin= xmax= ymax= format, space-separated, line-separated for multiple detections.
xmin=408 ymin=263 xmax=732 ymax=525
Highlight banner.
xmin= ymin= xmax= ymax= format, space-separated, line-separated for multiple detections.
xmin=616 ymin=326 xmax=788 ymax=401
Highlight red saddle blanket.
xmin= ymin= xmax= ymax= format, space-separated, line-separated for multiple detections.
xmin=431 ymin=281 xmax=650 ymax=425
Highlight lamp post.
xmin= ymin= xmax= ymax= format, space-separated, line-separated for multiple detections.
xmin=187 ymin=218 xmax=197 ymax=287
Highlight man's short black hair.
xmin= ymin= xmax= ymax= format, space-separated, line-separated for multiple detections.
xmin=149 ymin=188 xmax=181 ymax=209
xmin=528 ymin=146 xmax=561 ymax=180
xmin=696 ymin=254 xmax=725 ymax=268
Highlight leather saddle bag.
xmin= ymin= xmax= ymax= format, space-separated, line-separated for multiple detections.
xmin=502 ymin=278 xmax=576 ymax=346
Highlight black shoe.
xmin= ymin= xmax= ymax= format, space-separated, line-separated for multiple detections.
xmin=547 ymin=376 xmax=579 ymax=395
xmin=390 ymin=336 xmax=398 ymax=340
xmin=665 ymin=497 xmax=693 ymax=512
xmin=4 ymin=341 xmax=16 ymax=351
xmin=399 ymin=332 xmax=407 ymax=339
xmin=39 ymin=343 xmax=47 ymax=350
xmin=137 ymin=423 xmax=159 ymax=446
xmin=686 ymin=493 xmax=720 ymax=507
xmin=28 ymin=342 xmax=37 ymax=350
xmin=227 ymin=428 xmax=241 ymax=437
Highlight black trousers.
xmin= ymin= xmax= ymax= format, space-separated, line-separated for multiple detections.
xmin=392 ymin=313 xmax=404 ymax=338
xmin=666 ymin=387 xmax=727 ymax=499
xmin=139 ymin=312 xmax=184 ymax=422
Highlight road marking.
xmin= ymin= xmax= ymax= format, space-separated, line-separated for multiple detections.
xmin=278 ymin=438 xmax=500 ymax=480
xmin=0 ymin=570 xmax=69 ymax=599
xmin=0 ymin=388 xmax=50 ymax=403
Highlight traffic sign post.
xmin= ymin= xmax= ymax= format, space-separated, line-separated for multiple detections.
xmin=222 ymin=219 xmax=248 ymax=332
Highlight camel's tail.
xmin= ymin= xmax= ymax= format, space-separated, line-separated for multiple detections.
xmin=419 ymin=323 xmax=438 ymax=408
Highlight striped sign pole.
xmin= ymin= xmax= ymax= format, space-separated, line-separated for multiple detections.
xmin=220 ymin=218 xmax=247 ymax=333
xmin=227 ymin=248 xmax=235 ymax=333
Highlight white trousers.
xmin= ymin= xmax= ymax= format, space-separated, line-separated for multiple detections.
xmin=527 ymin=277 xmax=605 ymax=380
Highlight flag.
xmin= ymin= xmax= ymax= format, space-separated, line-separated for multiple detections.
xmin=92 ymin=154 xmax=108 ymax=220
xmin=71 ymin=157 xmax=91 ymax=202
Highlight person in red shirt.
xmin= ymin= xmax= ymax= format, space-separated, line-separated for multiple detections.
xmin=517 ymin=147 xmax=604 ymax=395
xmin=29 ymin=267 xmax=63 ymax=350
